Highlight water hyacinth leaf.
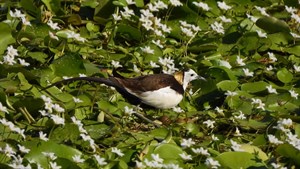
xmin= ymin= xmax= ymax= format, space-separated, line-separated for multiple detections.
xmin=50 ymin=53 xmax=86 ymax=76
xmin=24 ymin=140 xmax=82 ymax=168
xmin=51 ymin=123 xmax=81 ymax=143
xmin=241 ymin=81 xmax=268 ymax=93
xmin=0 ymin=23 xmax=15 ymax=54
xmin=153 ymin=143 xmax=183 ymax=160
xmin=216 ymin=151 xmax=264 ymax=168
xmin=256 ymin=16 xmax=290 ymax=33
xmin=117 ymin=24 xmax=142 ymax=41
xmin=239 ymin=144 xmax=268 ymax=161
xmin=276 ymin=144 xmax=300 ymax=166
xmin=17 ymin=72 xmax=32 ymax=91
xmin=216 ymin=80 xmax=239 ymax=91
xmin=277 ymin=68 xmax=293 ymax=83
xmin=27 ymin=52 xmax=48 ymax=63
xmin=84 ymin=123 xmax=110 ymax=140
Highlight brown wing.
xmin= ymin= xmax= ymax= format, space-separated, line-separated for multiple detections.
xmin=115 ymin=74 xmax=184 ymax=94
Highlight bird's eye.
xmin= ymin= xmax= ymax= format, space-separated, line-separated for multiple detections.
xmin=191 ymin=74 xmax=195 ymax=76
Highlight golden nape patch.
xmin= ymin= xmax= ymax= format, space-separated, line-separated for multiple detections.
xmin=174 ymin=71 xmax=184 ymax=85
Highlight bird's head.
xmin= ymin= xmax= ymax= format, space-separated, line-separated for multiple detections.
xmin=175 ymin=69 xmax=205 ymax=90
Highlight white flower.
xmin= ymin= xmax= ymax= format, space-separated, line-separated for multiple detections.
xmin=124 ymin=106 xmax=136 ymax=116
xmin=266 ymin=85 xmax=278 ymax=94
xmin=291 ymin=32 xmax=300 ymax=38
xmin=43 ymin=152 xmax=57 ymax=160
xmin=255 ymin=6 xmax=269 ymax=16
xmin=49 ymin=31 xmax=59 ymax=40
xmin=267 ymin=134 xmax=283 ymax=145
xmin=266 ymin=65 xmax=273 ymax=71
xmin=135 ymin=161 xmax=146 ymax=169
xmin=192 ymin=147 xmax=210 ymax=156
xmin=181 ymin=138 xmax=195 ymax=148
xmin=52 ymin=104 xmax=65 ymax=113
xmin=180 ymin=26 xmax=194 ymax=37
xmin=47 ymin=20 xmax=60 ymax=30
xmin=271 ymin=162 xmax=286 ymax=169
xmin=193 ymin=2 xmax=210 ymax=11
xmin=230 ymin=140 xmax=243 ymax=151
xmin=234 ymin=127 xmax=242 ymax=137
xmin=217 ymin=1 xmax=232 ymax=10
xmin=112 ymin=14 xmax=121 ymax=21
xmin=172 ymin=107 xmax=184 ymax=113
xmin=289 ymin=89 xmax=298 ymax=99
xmin=51 ymin=114 xmax=65 ymax=125
xmin=268 ymin=52 xmax=277 ymax=62
xmin=179 ymin=152 xmax=192 ymax=160
xmin=18 ymin=144 xmax=30 ymax=153
xmin=73 ymin=97 xmax=83 ymax=103
xmin=39 ymin=131 xmax=49 ymax=141
xmin=150 ymin=61 xmax=160 ymax=68
xmin=205 ymin=158 xmax=221 ymax=169
xmin=121 ymin=6 xmax=134 ymax=18
xmin=3 ymin=55 xmax=16 ymax=65
xmin=225 ymin=91 xmax=237 ymax=96
xmin=141 ymin=46 xmax=154 ymax=54
xmin=285 ymin=6 xmax=297 ymax=14
xmin=234 ymin=111 xmax=246 ymax=120
xmin=294 ymin=65 xmax=300 ymax=72
xmin=0 ymin=102 xmax=8 ymax=113
xmin=215 ymin=107 xmax=224 ymax=114
xmin=111 ymin=60 xmax=123 ymax=68
xmin=72 ymin=155 xmax=85 ymax=163
xmin=256 ymin=30 xmax=267 ymax=38
xmin=126 ymin=0 xmax=135 ymax=5
xmin=219 ymin=16 xmax=232 ymax=23
xmin=154 ymin=1 xmax=168 ymax=10
xmin=10 ymin=9 xmax=25 ymax=18
xmin=111 ymin=147 xmax=124 ymax=157
xmin=18 ymin=58 xmax=30 ymax=66
xmin=7 ymin=45 xmax=18 ymax=57
xmin=236 ymin=55 xmax=245 ymax=66
xmin=212 ymin=134 xmax=219 ymax=141
xmin=251 ymin=98 xmax=265 ymax=110
xmin=3 ymin=144 xmax=16 ymax=157
xmin=246 ymin=14 xmax=258 ymax=22
xmin=152 ymin=40 xmax=163 ymax=48
xmin=203 ymin=120 xmax=215 ymax=129
xmin=170 ymin=0 xmax=183 ymax=7
xmin=243 ymin=68 xmax=254 ymax=77
xmin=21 ymin=17 xmax=31 ymax=26
xmin=211 ymin=21 xmax=224 ymax=34
xmin=151 ymin=154 xmax=163 ymax=163
xmin=49 ymin=162 xmax=61 ymax=169
xmin=291 ymin=13 xmax=300 ymax=23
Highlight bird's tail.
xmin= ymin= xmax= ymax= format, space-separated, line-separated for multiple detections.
xmin=42 ymin=77 xmax=116 ymax=90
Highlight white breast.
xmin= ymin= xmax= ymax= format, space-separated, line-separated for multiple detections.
xmin=127 ymin=87 xmax=183 ymax=109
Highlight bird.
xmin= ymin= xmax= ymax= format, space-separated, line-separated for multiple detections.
xmin=44 ymin=69 xmax=205 ymax=109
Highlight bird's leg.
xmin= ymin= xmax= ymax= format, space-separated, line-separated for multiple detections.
xmin=132 ymin=106 xmax=161 ymax=128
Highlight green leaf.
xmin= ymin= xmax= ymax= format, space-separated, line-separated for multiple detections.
xmin=241 ymin=81 xmax=268 ymax=93
xmin=239 ymin=144 xmax=268 ymax=161
xmin=216 ymin=80 xmax=239 ymax=91
xmin=24 ymin=140 xmax=82 ymax=168
xmin=0 ymin=23 xmax=15 ymax=54
xmin=276 ymin=144 xmax=300 ymax=166
xmin=277 ymin=68 xmax=293 ymax=83
xmin=216 ymin=151 xmax=264 ymax=168
xmin=153 ymin=143 xmax=183 ymax=160
xmin=27 ymin=52 xmax=48 ymax=63
xmin=17 ymin=72 xmax=32 ymax=91
xmin=50 ymin=53 xmax=86 ymax=76
xmin=256 ymin=16 xmax=290 ymax=33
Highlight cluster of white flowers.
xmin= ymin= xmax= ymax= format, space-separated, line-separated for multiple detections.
xmin=71 ymin=116 xmax=97 ymax=152
xmin=0 ymin=45 xmax=30 ymax=66
xmin=270 ymin=118 xmax=300 ymax=151
xmin=0 ymin=118 xmax=25 ymax=138
xmin=179 ymin=20 xmax=201 ymax=38
xmin=66 ymin=30 xmax=86 ymax=42
xmin=251 ymin=98 xmax=265 ymax=110
xmin=9 ymin=9 xmax=31 ymax=26
xmin=158 ymin=57 xmax=178 ymax=74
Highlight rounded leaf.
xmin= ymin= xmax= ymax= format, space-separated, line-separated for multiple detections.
xmin=277 ymin=68 xmax=293 ymax=83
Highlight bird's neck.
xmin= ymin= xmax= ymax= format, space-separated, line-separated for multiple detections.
xmin=174 ymin=72 xmax=189 ymax=91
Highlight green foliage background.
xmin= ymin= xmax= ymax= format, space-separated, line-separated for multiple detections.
xmin=0 ymin=0 xmax=300 ymax=168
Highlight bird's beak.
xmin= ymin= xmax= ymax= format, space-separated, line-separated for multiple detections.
xmin=198 ymin=76 xmax=206 ymax=81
